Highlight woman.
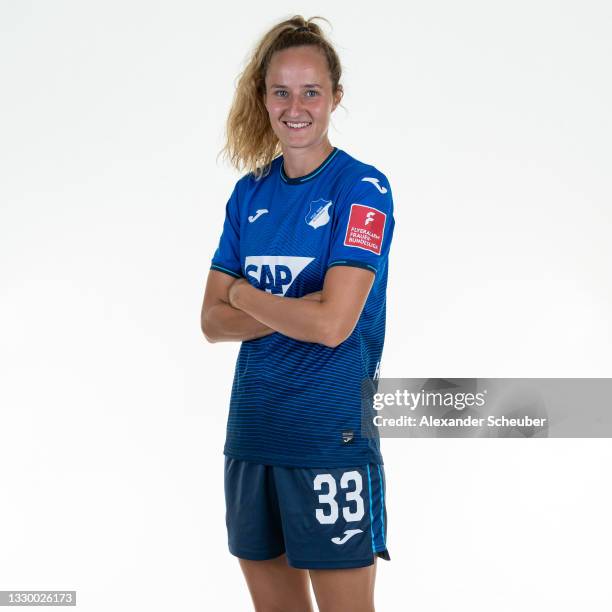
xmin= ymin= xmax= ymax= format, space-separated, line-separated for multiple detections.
xmin=201 ymin=15 xmax=395 ymax=612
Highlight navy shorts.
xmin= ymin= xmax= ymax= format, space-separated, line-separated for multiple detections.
xmin=224 ymin=456 xmax=391 ymax=569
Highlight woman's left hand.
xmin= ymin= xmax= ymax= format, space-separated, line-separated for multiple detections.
xmin=228 ymin=277 xmax=249 ymax=309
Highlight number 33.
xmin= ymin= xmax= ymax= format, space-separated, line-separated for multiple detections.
xmin=313 ymin=471 xmax=365 ymax=524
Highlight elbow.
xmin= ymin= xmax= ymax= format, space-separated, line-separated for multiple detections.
xmin=318 ymin=319 xmax=353 ymax=349
xmin=200 ymin=313 xmax=218 ymax=344
xmin=201 ymin=325 xmax=216 ymax=344
xmin=203 ymin=330 xmax=218 ymax=344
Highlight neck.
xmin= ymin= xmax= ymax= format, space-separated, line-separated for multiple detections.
xmin=281 ymin=140 xmax=334 ymax=179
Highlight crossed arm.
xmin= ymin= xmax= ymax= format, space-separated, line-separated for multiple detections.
xmin=201 ymin=266 xmax=375 ymax=348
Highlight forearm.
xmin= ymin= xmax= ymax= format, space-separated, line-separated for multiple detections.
xmin=203 ymin=302 xmax=275 ymax=343
xmin=232 ymin=284 xmax=335 ymax=346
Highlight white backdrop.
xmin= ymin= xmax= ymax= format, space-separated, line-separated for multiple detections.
xmin=1 ymin=1 xmax=611 ymax=610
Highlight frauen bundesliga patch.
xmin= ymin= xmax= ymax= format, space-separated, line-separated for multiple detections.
xmin=343 ymin=203 xmax=387 ymax=255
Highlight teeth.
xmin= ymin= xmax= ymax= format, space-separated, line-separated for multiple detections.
xmin=285 ymin=122 xmax=311 ymax=128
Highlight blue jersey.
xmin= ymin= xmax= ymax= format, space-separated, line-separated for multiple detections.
xmin=210 ymin=147 xmax=395 ymax=467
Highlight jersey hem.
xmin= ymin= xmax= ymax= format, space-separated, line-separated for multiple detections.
xmin=210 ymin=263 xmax=241 ymax=279
xmin=327 ymin=259 xmax=378 ymax=274
xmin=224 ymin=449 xmax=383 ymax=469
xmin=228 ymin=546 xmax=286 ymax=561
xmin=287 ymin=556 xmax=376 ymax=569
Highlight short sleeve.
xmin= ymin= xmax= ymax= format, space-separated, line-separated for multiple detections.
xmin=327 ymin=170 xmax=395 ymax=275
xmin=210 ymin=182 xmax=242 ymax=279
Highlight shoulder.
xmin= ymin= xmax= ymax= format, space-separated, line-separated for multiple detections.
xmin=240 ymin=156 xmax=282 ymax=189
xmin=226 ymin=156 xmax=281 ymax=210
xmin=333 ymin=150 xmax=393 ymax=208
xmin=336 ymin=149 xmax=390 ymax=179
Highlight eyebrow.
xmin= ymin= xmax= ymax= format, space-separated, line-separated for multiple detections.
xmin=270 ymin=83 xmax=322 ymax=88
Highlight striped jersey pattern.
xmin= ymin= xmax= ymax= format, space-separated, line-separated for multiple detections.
xmin=210 ymin=147 xmax=395 ymax=467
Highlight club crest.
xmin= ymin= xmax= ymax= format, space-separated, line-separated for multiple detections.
xmin=305 ymin=198 xmax=333 ymax=229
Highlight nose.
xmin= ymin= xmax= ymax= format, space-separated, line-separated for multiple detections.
xmin=286 ymin=94 xmax=306 ymax=118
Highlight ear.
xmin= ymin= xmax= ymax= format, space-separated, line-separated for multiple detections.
xmin=332 ymin=85 xmax=343 ymax=112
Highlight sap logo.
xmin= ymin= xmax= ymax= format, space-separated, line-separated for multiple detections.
xmin=305 ymin=198 xmax=333 ymax=229
xmin=244 ymin=256 xmax=314 ymax=295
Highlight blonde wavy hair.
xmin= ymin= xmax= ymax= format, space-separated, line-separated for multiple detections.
xmin=218 ymin=15 xmax=344 ymax=180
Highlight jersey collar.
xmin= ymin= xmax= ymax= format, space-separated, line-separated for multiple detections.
xmin=280 ymin=147 xmax=339 ymax=185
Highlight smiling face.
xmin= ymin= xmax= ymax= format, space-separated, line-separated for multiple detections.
xmin=263 ymin=45 xmax=342 ymax=152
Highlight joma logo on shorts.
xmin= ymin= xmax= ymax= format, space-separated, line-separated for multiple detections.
xmin=244 ymin=256 xmax=314 ymax=295
xmin=331 ymin=529 xmax=363 ymax=545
